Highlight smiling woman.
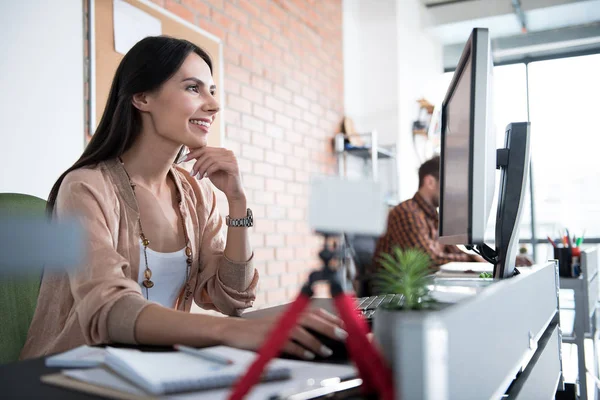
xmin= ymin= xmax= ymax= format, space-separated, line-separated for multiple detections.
xmin=20 ymin=36 xmax=347 ymax=362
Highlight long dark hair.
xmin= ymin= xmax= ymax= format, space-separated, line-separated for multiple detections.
xmin=47 ymin=36 xmax=212 ymax=213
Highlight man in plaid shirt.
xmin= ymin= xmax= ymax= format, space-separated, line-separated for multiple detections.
xmin=373 ymin=156 xmax=482 ymax=273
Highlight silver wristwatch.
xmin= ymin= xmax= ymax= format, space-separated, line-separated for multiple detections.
xmin=225 ymin=208 xmax=253 ymax=227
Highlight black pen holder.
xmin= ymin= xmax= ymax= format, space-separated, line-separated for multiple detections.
xmin=554 ymin=247 xmax=574 ymax=277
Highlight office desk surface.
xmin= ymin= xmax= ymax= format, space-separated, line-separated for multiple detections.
xmin=0 ymin=301 xmax=358 ymax=400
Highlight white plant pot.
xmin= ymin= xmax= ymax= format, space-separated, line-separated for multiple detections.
xmin=373 ymin=307 xmax=449 ymax=400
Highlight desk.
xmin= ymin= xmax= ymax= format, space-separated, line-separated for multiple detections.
xmin=0 ymin=304 xmax=361 ymax=400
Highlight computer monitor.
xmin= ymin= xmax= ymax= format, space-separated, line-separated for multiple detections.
xmin=439 ymin=28 xmax=495 ymax=245
xmin=439 ymin=28 xmax=531 ymax=279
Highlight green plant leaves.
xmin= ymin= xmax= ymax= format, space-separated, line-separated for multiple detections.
xmin=374 ymin=247 xmax=436 ymax=310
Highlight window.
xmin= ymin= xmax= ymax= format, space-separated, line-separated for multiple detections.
xmin=528 ymin=54 xmax=600 ymax=260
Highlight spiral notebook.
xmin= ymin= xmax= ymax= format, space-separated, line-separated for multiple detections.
xmin=104 ymin=347 xmax=290 ymax=395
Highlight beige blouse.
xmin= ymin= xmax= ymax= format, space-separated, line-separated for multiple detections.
xmin=20 ymin=159 xmax=257 ymax=359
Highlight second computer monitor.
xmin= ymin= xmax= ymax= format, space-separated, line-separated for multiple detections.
xmin=439 ymin=27 xmax=495 ymax=246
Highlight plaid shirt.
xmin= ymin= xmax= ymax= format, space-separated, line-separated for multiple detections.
xmin=372 ymin=192 xmax=477 ymax=272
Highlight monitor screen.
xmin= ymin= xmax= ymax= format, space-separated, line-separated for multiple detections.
xmin=441 ymin=54 xmax=472 ymax=239
xmin=439 ymin=27 xmax=494 ymax=246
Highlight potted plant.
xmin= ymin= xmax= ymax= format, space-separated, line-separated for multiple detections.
xmin=371 ymin=247 xmax=447 ymax=400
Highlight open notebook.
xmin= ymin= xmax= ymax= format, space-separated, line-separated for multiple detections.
xmin=42 ymin=346 xmax=357 ymax=399
xmin=102 ymin=347 xmax=290 ymax=395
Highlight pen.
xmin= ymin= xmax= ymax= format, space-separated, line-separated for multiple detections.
xmin=547 ymin=236 xmax=557 ymax=248
xmin=174 ymin=344 xmax=233 ymax=365
xmin=565 ymin=229 xmax=572 ymax=248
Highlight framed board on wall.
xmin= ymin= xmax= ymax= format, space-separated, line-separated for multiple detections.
xmin=90 ymin=0 xmax=224 ymax=147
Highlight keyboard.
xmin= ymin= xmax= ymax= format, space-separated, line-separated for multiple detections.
xmin=355 ymin=293 xmax=402 ymax=320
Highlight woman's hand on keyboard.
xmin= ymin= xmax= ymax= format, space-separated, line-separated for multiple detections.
xmin=222 ymin=308 xmax=347 ymax=360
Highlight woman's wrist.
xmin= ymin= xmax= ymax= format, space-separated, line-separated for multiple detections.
xmin=227 ymin=195 xmax=247 ymax=219
xmin=211 ymin=316 xmax=244 ymax=347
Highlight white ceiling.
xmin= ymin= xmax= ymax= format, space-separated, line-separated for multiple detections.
xmin=421 ymin=0 xmax=600 ymax=45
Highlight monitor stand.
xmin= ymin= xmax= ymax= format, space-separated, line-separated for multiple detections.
xmin=467 ymin=122 xmax=531 ymax=279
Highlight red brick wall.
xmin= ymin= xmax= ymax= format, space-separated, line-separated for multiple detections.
xmin=148 ymin=0 xmax=344 ymax=307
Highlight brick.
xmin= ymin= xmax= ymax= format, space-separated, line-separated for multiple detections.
xmin=283 ymin=77 xmax=302 ymax=93
xmin=276 ymin=193 xmax=294 ymax=207
xmin=281 ymin=273 xmax=299 ymax=288
xmin=226 ymin=94 xmax=252 ymax=114
xmin=286 ymin=155 xmax=302 ymax=170
xmin=275 ymin=166 xmax=293 ymax=180
xmin=251 ymin=232 xmax=265 ymax=247
xmin=287 ymin=260 xmax=306 ymax=273
xmin=303 ymin=136 xmax=320 ymax=151
xmin=197 ymin=19 xmax=225 ymax=39
xmin=242 ymin=115 xmax=265 ymax=132
xmin=276 ymin=247 xmax=295 ymax=260
xmin=286 ymin=234 xmax=304 ymax=247
xmin=265 ymin=123 xmax=284 ymax=139
xmin=264 ymin=150 xmax=285 ymax=166
xmin=265 ymin=95 xmax=285 ymax=113
xmin=267 ymin=260 xmax=286 ymax=274
xmin=266 ymin=289 xmax=287 ymax=305
xmin=253 ymin=105 xmax=274 ymax=122
xmin=254 ymin=218 xmax=275 ymax=233
xmin=288 ymin=208 xmax=304 ymax=220
xmin=204 ymin=0 xmax=224 ymax=8
xmin=242 ymin=174 xmax=265 ymax=190
xmin=211 ymin=9 xmax=237 ymax=31
xmin=237 ymin=157 xmax=252 ymax=173
xmin=294 ymin=170 xmax=309 ymax=183
xmin=224 ymin=2 xmax=249 ymax=25
xmin=225 ymin=109 xmax=241 ymax=126
xmin=266 ymin=178 xmax=285 ymax=192
xmin=286 ymin=130 xmax=302 ymax=145
xmin=241 ymin=86 xmax=264 ymax=105
xmin=294 ymin=247 xmax=313 ymax=259
xmin=253 ymin=190 xmax=275 ymax=206
xmin=225 ymin=63 xmax=251 ymax=84
xmin=239 ymin=0 xmax=261 ymax=18
xmin=294 ymin=221 xmax=310 ymax=234
xmin=293 ymin=94 xmax=310 ymax=110
xmin=254 ymin=247 xmax=274 ymax=262
xmin=166 ymin=0 xmax=195 ymax=23
xmin=251 ymin=132 xmax=273 ymax=149
xmin=251 ymin=19 xmax=272 ymax=40
xmin=226 ymin=125 xmax=249 ymax=141
xmin=267 ymin=206 xmax=286 ymax=219
xmin=250 ymin=204 xmax=266 ymax=219
xmin=287 ymin=182 xmax=304 ymax=195
xmin=241 ymin=144 xmax=264 ymax=161
xmin=238 ymin=25 xmax=263 ymax=48
xmin=254 ymin=162 xmax=275 ymax=177
xmin=275 ymin=113 xmax=293 ymax=130
xmin=241 ymin=55 xmax=264 ymax=76
xmin=302 ymin=110 xmax=318 ymax=126
xmin=276 ymin=220 xmax=295 ymax=233
xmin=251 ymin=75 xmax=273 ymax=94
xmin=223 ymin=47 xmax=241 ymax=66
xmin=293 ymin=146 xmax=308 ymax=158
xmin=274 ymin=140 xmax=293 ymax=155
xmin=260 ymin=275 xmax=280 ymax=290
xmin=284 ymin=103 xmax=303 ymax=120
xmin=226 ymin=33 xmax=253 ymax=55
xmin=310 ymin=103 xmax=324 ymax=116
xmin=226 ymin=140 xmax=241 ymax=155
xmin=261 ymin=40 xmax=283 ymax=59
xmin=273 ymin=85 xmax=292 ymax=102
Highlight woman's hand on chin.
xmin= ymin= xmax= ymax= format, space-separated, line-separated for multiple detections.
xmin=184 ymin=147 xmax=246 ymax=202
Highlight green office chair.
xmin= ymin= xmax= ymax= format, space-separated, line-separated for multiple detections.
xmin=0 ymin=193 xmax=47 ymax=364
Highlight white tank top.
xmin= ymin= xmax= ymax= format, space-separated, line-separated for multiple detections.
xmin=137 ymin=241 xmax=187 ymax=308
